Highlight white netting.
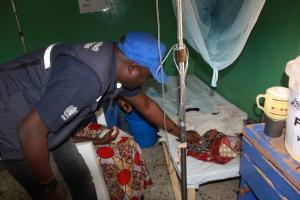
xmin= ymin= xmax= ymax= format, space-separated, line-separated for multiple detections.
xmin=173 ymin=0 xmax=265 ymax=87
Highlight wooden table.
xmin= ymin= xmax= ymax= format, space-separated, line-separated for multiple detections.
xmin=239 ymin=124 xmax=300 ymax=199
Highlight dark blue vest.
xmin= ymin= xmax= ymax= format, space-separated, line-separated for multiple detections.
xmin=0 ymin=41 xmax=115 ymax=160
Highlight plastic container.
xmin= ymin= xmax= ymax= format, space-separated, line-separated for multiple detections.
xmin=125 ymin=110 xmax=158 ymax=148
xmin=285 ymin=56 xmax=300 ymax=162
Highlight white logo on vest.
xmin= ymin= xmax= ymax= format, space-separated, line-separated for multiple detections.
xmin=84 ymin=42 xmax=103 ymax=52
xmin=61 ymin=105 xmax=78 ymax=121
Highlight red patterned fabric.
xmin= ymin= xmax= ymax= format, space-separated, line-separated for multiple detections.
xmin=75 ymin=123 xmax=152 ymax=200
xmin=187 ymin=129 xmax=241 ymax=164
xmin=97 ymin=147 xmax=114 ymax=159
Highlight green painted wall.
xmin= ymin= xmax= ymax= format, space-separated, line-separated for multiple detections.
xmin=192 ymin=0 xmax=300 ymax=120
xmin=0 ymin=0 xmax=179 ymax=74
xmin=0 ymin=0 xmax=24 ymax=62
xmin=1 ymin=0 xmax=300 ymax=121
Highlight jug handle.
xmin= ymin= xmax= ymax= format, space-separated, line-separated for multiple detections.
xmin=256 ymin=94 xmax=266 ymax=111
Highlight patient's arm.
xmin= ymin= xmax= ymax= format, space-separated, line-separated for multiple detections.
xmin=73 ymin=127 xmax=119 ymax=145
xmin=118 ymin=97 xmax=133 ymax=113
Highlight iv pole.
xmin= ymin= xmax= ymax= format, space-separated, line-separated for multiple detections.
xmin=10 ymin=0 xmax=27 ymax=53
xmin=176 ymin=0 xmax=187 ymax=199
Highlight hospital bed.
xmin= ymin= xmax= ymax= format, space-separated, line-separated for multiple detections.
xmin=143 ymin=75 xmax=247 ymax=200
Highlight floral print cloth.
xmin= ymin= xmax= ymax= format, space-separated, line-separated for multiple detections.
xmin=75 ymin=123 xmax=153 ymax=200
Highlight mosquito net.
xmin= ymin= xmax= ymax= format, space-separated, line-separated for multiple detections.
xmin=172 ymin=0 xmax=265 ymax=87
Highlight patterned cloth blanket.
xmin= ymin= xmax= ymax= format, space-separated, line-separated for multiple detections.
xmin=187 ymin=129 xmax=241 ymax=164
xmin=75 ymin=123 xmax=152 ymax=200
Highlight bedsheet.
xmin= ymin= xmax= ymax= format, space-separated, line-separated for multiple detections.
xmin=143 ymin=75 xmax=247 ymax=188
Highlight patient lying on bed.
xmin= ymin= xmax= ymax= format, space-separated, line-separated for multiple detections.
xmin=187 ymin=128 xmax=241 ymax=164
xmin=73 ymin=122 xmax=152 ymax=200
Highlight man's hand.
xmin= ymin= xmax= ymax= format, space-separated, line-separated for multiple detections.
xmin=43 ymin=184 xmax=66 ymax=200
xmin=118 ymin=98 xmax=132 ymax=113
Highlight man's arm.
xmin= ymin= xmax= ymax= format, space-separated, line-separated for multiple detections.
xmin=123 ymin=92 xmax=202 ymax=144
xmin=123 ymin=92 xmax=180 ymax=137
xmin=19 ymin=108 xmax=66 ymax=199
xmin=18 ymin=108 xmax=54 ymax=182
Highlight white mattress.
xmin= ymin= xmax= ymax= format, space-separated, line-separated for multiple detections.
xmin=143 ymin=75 xmax=247 ymax=188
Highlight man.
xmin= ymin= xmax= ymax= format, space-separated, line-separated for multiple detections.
xmin=0 ymin=31 xmax=200 ymax=199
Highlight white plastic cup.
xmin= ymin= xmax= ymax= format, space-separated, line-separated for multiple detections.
xmin=285 ymin=56 xmax=300 ymax=162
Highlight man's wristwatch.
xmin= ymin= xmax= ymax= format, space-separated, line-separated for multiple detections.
xmin=39 ymin=177 xmax=58 ymax=193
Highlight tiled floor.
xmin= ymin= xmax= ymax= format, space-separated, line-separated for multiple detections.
xmin=0 ymin=143 xmax=239 ymax=200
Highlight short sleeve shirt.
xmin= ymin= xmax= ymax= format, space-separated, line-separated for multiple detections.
xmin=119 ymin=86 xmax=141 ymax=97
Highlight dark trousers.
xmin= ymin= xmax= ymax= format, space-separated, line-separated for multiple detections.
xmin=2 ymin=138 xmax=97 ymax=200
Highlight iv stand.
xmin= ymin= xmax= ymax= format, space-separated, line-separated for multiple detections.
xmin=176 ymin=0 xmax=187 ymax=200
xmin=10 ymin=0 xmax=27 ymax=53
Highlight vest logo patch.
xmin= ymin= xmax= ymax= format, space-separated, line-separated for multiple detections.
xmin=84 ymin=42 xmax=103 ymax=52
xmin=61 ymin=105 xmax=78 ymax=121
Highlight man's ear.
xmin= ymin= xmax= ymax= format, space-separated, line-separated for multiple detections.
xmin=128 ymin=65 xmax=138 ymax=74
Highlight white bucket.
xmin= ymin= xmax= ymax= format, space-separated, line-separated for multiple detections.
xmin=285 ymin=56 xmax=300 ymax=162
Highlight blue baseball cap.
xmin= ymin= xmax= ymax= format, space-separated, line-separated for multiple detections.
xmin=117 ymin=31 xmax=168 ymax=83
